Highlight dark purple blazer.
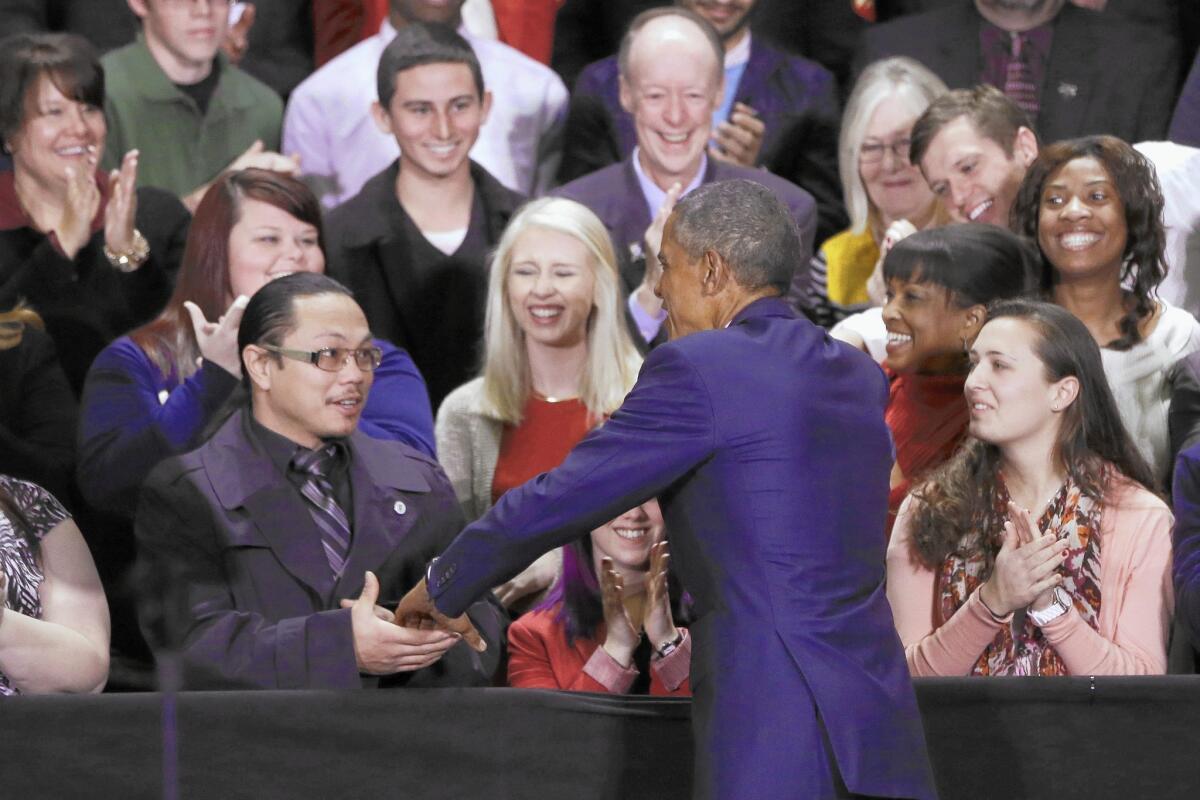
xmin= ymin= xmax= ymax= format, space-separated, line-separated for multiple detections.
xmin=559 ymin=39 xmax=845 ymax=243
xmin=1171 ymin=52 xmax=1200 ymax=148
xmin=858 ymin=3 xmax=1181 ymax=144
xmin=427 ymin=298 xmax=935 ymax=799
xmin=135 ymin=409 xmax=503 ymax=690
xmin=552 ymin=157 xmax=818 ymax=307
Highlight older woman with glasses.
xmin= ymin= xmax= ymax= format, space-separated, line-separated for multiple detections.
xmin=803 ymin=57 xmax=947 ymax=329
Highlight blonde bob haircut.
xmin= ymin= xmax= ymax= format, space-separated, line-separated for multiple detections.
xmin=481 ymin=197 xmax=642 ymax=425
xmin=840 ymin=57 xmax=948 ymax=236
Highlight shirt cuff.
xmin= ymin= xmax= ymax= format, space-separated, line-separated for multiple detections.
xmin=583 ymin=646 xmax=638 ymax=693
xmin=627 ymin=290 xmax=666 ymax=343
xmin=650 ymin=629 xmax=691 ymax=691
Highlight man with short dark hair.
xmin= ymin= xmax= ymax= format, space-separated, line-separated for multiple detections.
xmin=135 ymin=273 xmax=501 ymax=689
xmin=284 ymin=0 xmax=567 ymax=207
xmin=910 ymin=83 xmax=1039 ymax=228
xmin=395 ymin=179 xmax=936 ymax=799
xmin=553 ymin=7 xmax=817 ymax=347
xmin=858 ymin=0 xmax=1180 ymax=144
xmin=560 ymin=0 xmax=845 ymax=245
xmin=102 ymin=0 xmax=295 ymax=211
xmin=325 ymin=23 xmax=523 ymax=410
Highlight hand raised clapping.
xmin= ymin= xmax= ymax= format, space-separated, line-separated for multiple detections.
xmin=978 ymin=502 xmax=1065 ymax=617
xmin=183 ymin=295 xmax=249 ymax=377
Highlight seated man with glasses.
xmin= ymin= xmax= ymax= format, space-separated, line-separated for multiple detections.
xmin=134 ymin=273 xmax=503 ymax=690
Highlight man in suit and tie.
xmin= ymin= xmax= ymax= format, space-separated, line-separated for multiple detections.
xmin=396 ymin=180 xmax=936 ymax=799
xmin=135 ymin=273 xmax=501 ymax=690
xmin=857 ymin=0 xmax=1180 ymax=145
xmin=552 ymin=7 xmax=818 ymax=347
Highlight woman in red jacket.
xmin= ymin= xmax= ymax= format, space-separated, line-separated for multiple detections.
xmin=507 ymin=500 xmax=691 ymax=695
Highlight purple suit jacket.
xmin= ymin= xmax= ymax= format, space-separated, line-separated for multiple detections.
xmin=428 ymin=298 xmax=935 ymax=799
xmin=552 ymin=157 xmax=818 ymax=308
xmin=559 ymin=39 xmax=845 ymax=243
xmin=1171 ymin=52 xmax=1200 ymax=148
xmin=135 ymin=409 xmax=502 ymax=690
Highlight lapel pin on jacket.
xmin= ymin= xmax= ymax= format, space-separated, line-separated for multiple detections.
xmin=393 ymin=500 xmax=407 ymax=515
xmin=1058 ymin=82 xmax=1078 ymax=99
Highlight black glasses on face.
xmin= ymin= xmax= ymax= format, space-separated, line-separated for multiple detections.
xmin=859 ymin=138 xmax=912 ymax=165
xmin=260 ymin=344 xmax=384 ymax=372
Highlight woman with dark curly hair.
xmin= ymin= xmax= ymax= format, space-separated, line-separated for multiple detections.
xmin=887 ymin=300 xmax=1172 ymax=676
xmin=1011 ymin=135 xmax=1200 ymax=485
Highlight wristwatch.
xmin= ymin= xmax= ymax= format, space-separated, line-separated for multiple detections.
xmin=653 ymin=630 xmax=684 ymax=660
xmin=103 ymin=228 xmax=150 ymax=272
xmin=1028 ymin=587 xmax=1072 ymax=627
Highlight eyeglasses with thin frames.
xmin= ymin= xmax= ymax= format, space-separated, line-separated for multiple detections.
xmin=859 ymin=138 xmax=912 ymax=165
xmin=260 ymin=344 xmax=384 ymax=372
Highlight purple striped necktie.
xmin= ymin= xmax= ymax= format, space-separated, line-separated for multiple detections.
xmin=291 ymin=445 xmax=352 ymax=576
xmin=1004 ymin=32 xmax=1039 ymax=119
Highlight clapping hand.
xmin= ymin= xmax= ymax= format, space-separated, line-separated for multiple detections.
xmin=636 ymin=181 xmax=685 ymax=317
xmin=222 ymin=3 xmax=256 ymax=64
xmin=183 ymin=294 xmax=249 ymax=377
xmin=978 ymin=502 xmax=1065 ymax=617
xmin=56 ymin=163 xmax=102 ymax=260
xmin=710 ymin=103 xmax=765 ymax=167
xmin=643 ymin=540 xmax=680 ymax=651
xmin=103 ymin=149 xmax=140 ymax=259
xmin=867 ymin=219 xmax=918 ymax=306
xmin=599 ymin=557 xmax=642 ymax=668
xmin=393 ymin=577 xmax=487 ymax=653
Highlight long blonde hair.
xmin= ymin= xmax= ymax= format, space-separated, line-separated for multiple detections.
xmin=480 ymin=197 xmax=642 ymax=425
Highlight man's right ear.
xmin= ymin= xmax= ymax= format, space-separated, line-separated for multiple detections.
xmin=126 ymin=0 xmax=149 ymax=20
xmin=1014 ymin=126 xmax=1039 ymax=168
xmin=618 ymin=76 xmax=634 ymax=115
xmin=242 ymin=345 xmax=273 ymax=392
xmin=369 ymin=101 xmax=392 ymax=136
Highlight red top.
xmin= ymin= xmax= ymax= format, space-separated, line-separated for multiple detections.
xmin=491 ymin=0 xmax=563 ymax=64
xmin=508 ymin=607 xmax=692 ymax=695
xmin=492 ymin=394 xmax=591 ymax=503
xmin=884 ymin=370 xmax=969 ymax=539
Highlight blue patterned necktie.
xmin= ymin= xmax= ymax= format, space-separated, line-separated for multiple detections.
xmin=290 ymin=445 xmax=352 ymax=576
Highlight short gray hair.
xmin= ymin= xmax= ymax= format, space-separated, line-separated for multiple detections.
xmin=670 ymin=180 xmax=800 ymax=294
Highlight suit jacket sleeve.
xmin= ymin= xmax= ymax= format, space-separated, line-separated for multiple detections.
xmin=556 ymin=72 xmax=623 ymax=185
xmin=429 ymin=342 xmax=716 ymax=615
xmin=1170 ymin=53 xmax=1200 ymax=148
xmin=135 ymin=465 xmax=360 ymax=689
xmin=1167 ymin=355 xmax=1200 ymax=463
xmin=77 ymin=340 xmax=239 ymax=516
xmin=358 ymin=339 xmax=436 ymax=458
xmin=0 ymin=326 xmax=77 ymax=500
xmin=1174 ymin=447 xmax=1200 ymax=646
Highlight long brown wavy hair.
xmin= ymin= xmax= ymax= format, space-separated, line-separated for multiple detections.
xmin=1011 ymin=135 xmax=1167 ymax=352
xmin=908 ymin=299 xmax=1156 ymax=572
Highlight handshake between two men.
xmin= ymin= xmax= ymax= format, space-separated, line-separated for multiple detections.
xmin=338 ymin=571 xmax=485 ymax=676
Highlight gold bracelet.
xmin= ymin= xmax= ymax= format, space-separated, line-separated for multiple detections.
xmin=103 ymin=228 xmax=150 ymax=273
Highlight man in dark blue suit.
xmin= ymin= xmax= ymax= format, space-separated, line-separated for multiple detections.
xmin=135 ymin=273 xmax=502 ymax=689
xmin=551 ymin=8 xmax=818 ymax=346
xmin=399 ymin=180 xmax=935 ymax=799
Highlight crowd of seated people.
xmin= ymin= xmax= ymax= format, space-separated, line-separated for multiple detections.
xmin=1 ymin=0 xmax=1200 ymax=696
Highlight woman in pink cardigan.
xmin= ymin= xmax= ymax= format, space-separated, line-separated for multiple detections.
xmin=888 ymin=299 xmax=1173 ymax=676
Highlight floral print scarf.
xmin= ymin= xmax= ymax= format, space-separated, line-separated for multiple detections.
xmin=936 ymin=474 xmax=1104 ymax=676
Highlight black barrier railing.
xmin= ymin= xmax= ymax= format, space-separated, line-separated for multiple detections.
xmin=4 ymin=678 xmax=1200 ymax=799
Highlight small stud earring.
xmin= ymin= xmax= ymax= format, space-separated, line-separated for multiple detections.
xmin=1051 ymin=404 xmax=1061 ymax=412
